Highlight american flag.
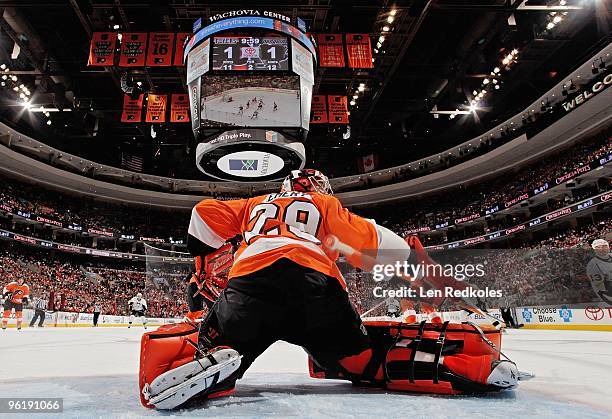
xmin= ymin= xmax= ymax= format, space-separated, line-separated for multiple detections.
xmin=121 ymin=152 xmax=143 ymax=172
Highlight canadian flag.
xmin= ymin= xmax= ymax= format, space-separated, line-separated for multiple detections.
xmin=360 ymin=154 xmax=376 ymax=173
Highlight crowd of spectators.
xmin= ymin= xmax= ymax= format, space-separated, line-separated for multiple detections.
xmin=0 ymin=243 xmax=186 ymax=318
xmin=379 ymin=134 xmax=610 ymax=235
xmin=346 ymin=218 xmax=611 ymax=316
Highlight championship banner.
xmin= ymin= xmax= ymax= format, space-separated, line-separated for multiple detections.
xmin=317 ymin=34 xmax=345 ymax=68
xmin=119 ymin=33 xmax=148 ymax=67
xmin=88 ymin=32 xmax=116 ymax=66
xmin=310 ymin=95 xmax=327 ymax=123
xmin=327 ymin=95 xmax=349 ymax=124
xmin=121 ymin=94 xmax=143 ymax=123
xmin=346 ymin=34 xmax=374 ymax=69
xmin=145 ymin=94 xmax=167 ymax=123
xmin=146 ymin=32 xmax=175 ymax=66
xmin=170 ymin=93 xmax=190 ymax=123
xmin=173 ymin=32 xmax=191 ymax=66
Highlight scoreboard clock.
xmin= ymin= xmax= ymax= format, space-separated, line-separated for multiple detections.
xmin=212 ymin=36 xmax=289 ymax=71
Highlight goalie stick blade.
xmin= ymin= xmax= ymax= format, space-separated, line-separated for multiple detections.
xmin=146 ymin=350 xmax=241 ymax=410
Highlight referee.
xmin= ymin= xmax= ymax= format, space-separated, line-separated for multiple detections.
xmin=29 ymin=294 xmax=48 ymax=328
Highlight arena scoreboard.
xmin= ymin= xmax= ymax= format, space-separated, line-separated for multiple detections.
xmin=183 ymin=10 xmax=316 ymax=181
xmin=211 ymin=36 xmax=289 ymax=71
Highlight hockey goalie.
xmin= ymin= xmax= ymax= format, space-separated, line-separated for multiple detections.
xmin=139 ymin=169 xmax=523 ymax=409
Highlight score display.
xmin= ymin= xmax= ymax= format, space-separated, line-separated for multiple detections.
xmin=211 ymin=36 xmax=289 ymax=71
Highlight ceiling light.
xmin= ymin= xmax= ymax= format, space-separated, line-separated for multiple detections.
xmin=512 ymin=49 xmax=518 ymax=55
xmin=382 ymin=26 xmax=390 ymax=32
xmin=0 ymin=64 xmax=5 ymax=70
xmin=350 ymin=100 xmax=356 ymax=106
xmin=483 ymin=78 xmax=490 ymax=84
xmin=136 ymin=81 xmax=142 ymax=87
xmin=494 ymin=84 xmax=500 ymax=90
xmin=46 ymin=120 xmax=52 ymax=125
xmin=378 ymin=36 xmax=385 ymax=43
xmin=117 ymin=33 xmax=123 ymax=42
xmin=1 ymin=75 xmax=6 ymax=80
xmin=390 ymin=9 xmax=397 ymax=16
xmin=546 ymin=22 xmax=555 ymax=30
xmin=502 ymin=58 xmax=510 ymax=65
xmin=353 ymin=94 xmax=358 ymax=99
xmin=559 ymin=0 xmax=566 ymax=5
xmin=11 ymin=75 xmax=17 ymax=81
xmin=553 ymin=16 xmax=562 ymax=24
xmin=23 ymin=101 xmax=31 ymax=109
xmin=19 ymin=84 xmax=24 ymax=89
xmin=0 ymin=82 xmax=5 ymax=87
xmin=113 ymin=24 xmax=120 ymax=30
xmin=13 ymin=86 xmax=18 ymax=91
xmin=358 ymin=85 xmax=365 ymax=92
xmin=4 ymin=68 xmax=9 ymax=72
xmin=472 ymin=90 xmax=478 ymax=96
xmin=376 ymin=42 xmax=382 ymax=48
xmin=387 ymin=16 xmax=394 ymax=23
xmin=469 ymin=104 xmax=478 ymax=112
xmin=19 ymin=93 xmax=25 ymax=99
xmin=493 ymin=67 xmax=500 ymax=73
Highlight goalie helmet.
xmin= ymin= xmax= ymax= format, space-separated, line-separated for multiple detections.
xmin=281 ymin=169 xmax=332 ymax=195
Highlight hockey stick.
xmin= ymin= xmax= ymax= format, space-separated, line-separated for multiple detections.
xmin=323 ymin=235 xmax=503 ymax=328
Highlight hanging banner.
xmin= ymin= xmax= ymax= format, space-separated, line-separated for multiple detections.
xmin=145 ymin=94 xmax=167 ymax=123
xmin=119 ymin=33 xmax=148 ymax=67
xmin=317 ymin=34 xmax=345 ymax=68
xmin=121 ymin=94 xmax=144 ymax=123
xmin=88 ymin=32 xmax=117 ymax=66
xmin=188 ymin=78 xmax=201 ymax=133
xmin=146 ymin=32 xmax=175 ymax=66
xmin=358 ymin=154 xmax=378 ymax=173
xmin=173 ymin=32 xmax=191 ymax=66
xmin=327 ymin=95 xmax=349 ymax=124
xmin=346 ymin=34 xmax=373 ymax=69
xmin=310 ymin=95 xmax=328 ymax=124
xmin=170 ymin=93 xmax=190 ymax=123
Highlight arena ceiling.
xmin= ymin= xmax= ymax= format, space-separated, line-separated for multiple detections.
xmin=0 ymin=0 xmax=609 ymax=179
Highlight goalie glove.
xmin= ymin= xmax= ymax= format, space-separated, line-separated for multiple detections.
xmin=189 ymin=243 xmax=234 ymax=308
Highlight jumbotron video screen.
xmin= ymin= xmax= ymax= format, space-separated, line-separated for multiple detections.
xmin=211 ymin=36 xmax=289 ymax=71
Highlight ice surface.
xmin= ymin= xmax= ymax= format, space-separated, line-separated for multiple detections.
xmin=0 ymin=327 xmax=610 ymax=418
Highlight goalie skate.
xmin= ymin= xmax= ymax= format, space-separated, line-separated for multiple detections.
xmin=145 ymin=347 xmax=241 ymax=410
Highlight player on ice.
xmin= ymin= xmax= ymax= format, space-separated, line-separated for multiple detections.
xmin=238 ymin=105 xmax=244 ymax=115
xmin=140 ymin=169 xmax=524 ymax=409
xmin=2 ymin=278 xmax=29 ymax=330
xmin=273 ymin=101 xmax=278 ymax=112
xmin=586 ymin=238 xmax=611 ymax=303
xmin=250 ymin=110 xmax=259 ymax=119
xmin=128 ymin=292 xmax=148 ymax=329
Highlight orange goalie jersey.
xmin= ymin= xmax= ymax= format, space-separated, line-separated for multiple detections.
xmin=189 ymin=191 xmax=382 ymax=287
xmin=3 ymin=282 xmax=30 ymax=304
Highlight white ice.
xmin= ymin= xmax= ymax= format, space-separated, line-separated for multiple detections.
xmin=0 ymin=327 xmax=610 ymax=418
xmin=202 ymin=89 xmax=301 ymax=127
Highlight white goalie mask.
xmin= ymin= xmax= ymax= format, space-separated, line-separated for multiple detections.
xmin=281 ymin=169 xmax=333 ymax=195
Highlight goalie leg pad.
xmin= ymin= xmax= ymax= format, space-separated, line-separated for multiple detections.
xmin=310 ymin=320 xmax=516 ymax=395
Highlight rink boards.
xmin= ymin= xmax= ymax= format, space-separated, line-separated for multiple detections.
xmin=1 ymin=308 xmax=181 ymax=328
xmin=5 ymin=304 xmax=612 ymax=331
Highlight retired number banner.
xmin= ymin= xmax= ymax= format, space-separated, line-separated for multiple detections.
xmin=310 ymin=95 xmax=328 ymax=123
xmin=145 ymin=94 xmax=167 ymax=123
xmin=119 ymin=33 xmax=148 ymax=67
xmin=88 ymin=32 xmax=116 ymax=66
xmin=173 ymin=33 xmax=191 ymax=66
xmin=317 ymin=34 xmax=345 ymax=68
xmin=327 ymin=95 xmax=349 ymax=124
xmin=147 ymin=32 xmax=175 ymax=66
xmin=346 ymin=34 xmax=374 ymax=69
xmin=121 ymin=94 xmax=143 ymax=123
xmin=170 ymin=94 xmax=190 ymax=123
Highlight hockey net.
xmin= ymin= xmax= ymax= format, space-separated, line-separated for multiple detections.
xmin=144 ymin=244 xmax=193 ymax=313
